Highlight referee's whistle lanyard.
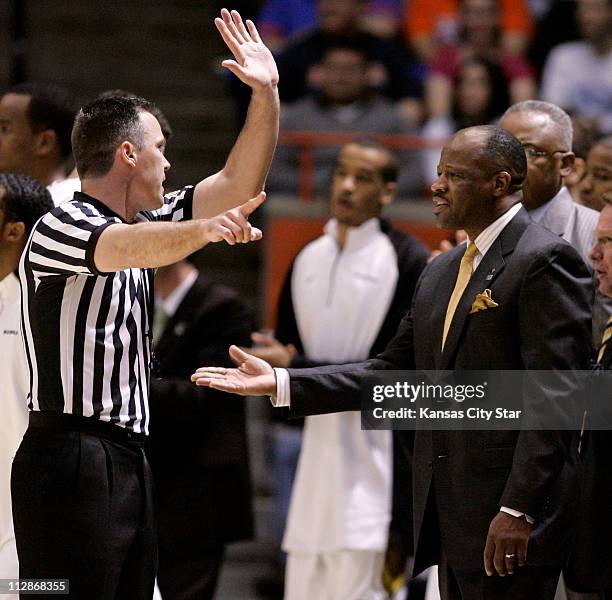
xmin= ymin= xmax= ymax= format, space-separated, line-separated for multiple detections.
xmin=147 ymin=294 xmax=162 ymax=379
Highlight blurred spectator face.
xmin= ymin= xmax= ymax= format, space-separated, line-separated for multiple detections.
xmin=579 ymin=141 xmax=612 ymax=211
xmin=0 ymin=93 xmax=36 ymax=175
xmin=589 ymin=203 xmax=612 ymax=295
xmin=317 ymin=0 xmax=362 ymax=33
xmin=501 ymin=110 xmax=574 ymax=210
xmin=577 ymin=0 xmax=612 ymax=44
xmin=319 ymin=48 xmax=369 ymax=104
xmin=456 ymin=62 xmax=492 ymax=121
xmin=330 ymin=143 xmax=395 ymax=226
xmin=461 ymin=0 xmax=500 ymax=44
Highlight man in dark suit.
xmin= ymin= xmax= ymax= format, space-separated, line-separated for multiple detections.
xmin=566 ymin=198 xmax=612 ymax=598
xmin=192 ymin=125 xmax=593 ymax=600
xmin=148 ymin=258 xmax=254 ymax=600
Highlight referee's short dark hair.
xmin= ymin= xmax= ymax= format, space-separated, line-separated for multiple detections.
xmin=0 ymin=173 xmax=54 ymax=234
xmin=71 ymin=95 xmax=156 ymax=179
xmin=6 ymin=82 xmax=77 ymax=162
xmin=96 ymin=89 xmax=173 ymax=141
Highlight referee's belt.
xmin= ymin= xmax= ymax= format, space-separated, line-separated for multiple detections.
xmin=28 ymin=411 xmax=147 ymax=447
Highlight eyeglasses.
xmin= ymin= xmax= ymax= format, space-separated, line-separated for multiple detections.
xmin=522 ymin=145 xmax=568 ymax=160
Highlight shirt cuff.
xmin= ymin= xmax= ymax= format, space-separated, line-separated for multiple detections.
xmin=500 ymin=506 xmax=535 ymax=524
xmin=270 ymin=368 xmax=291 ymax=408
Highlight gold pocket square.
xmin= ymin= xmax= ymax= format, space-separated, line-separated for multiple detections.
xmin=470 ymin=289 xmax=499 ymax=314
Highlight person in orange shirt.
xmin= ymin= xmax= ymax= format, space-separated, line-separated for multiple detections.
xmin=405 ymin=0 xmax=532 ymax=61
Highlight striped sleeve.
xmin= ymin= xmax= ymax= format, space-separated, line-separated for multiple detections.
xmin=27 ymin=204 xmax=115 ymax=278
xmin=139 ymin=185 xmax=194 ymax=223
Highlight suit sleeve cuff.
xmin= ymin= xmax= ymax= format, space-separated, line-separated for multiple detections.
xmin=500 ymin=506 xmax=534 ymax=524
xmin=270 ymin=368 xmax=291 ymax=408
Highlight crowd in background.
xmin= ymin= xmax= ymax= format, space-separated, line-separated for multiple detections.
xmin=247 ymin=0 xmax=612 ymax=200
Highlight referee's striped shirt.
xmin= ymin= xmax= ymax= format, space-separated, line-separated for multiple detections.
xmin=19 ymin=186 xmax=194 ymax=435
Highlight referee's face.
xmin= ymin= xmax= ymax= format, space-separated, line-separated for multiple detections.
xmin=132 ymin=111 xmax=170 ymax=211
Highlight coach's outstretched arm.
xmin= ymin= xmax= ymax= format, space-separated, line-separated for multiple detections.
xmin=193 ymin=9 xmax=279 ymax=219
xmin=94 ymin=193 xmax=265 ymax=273
xmin=192 ymin=345 xmax=277 ymax=396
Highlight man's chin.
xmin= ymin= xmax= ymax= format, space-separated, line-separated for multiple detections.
xmin=598 ymin=278 xmax=612 ymax=298
xmin=435 ymin=215 xmax=454 ymax=229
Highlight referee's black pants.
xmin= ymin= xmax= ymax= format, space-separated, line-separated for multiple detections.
xmin=11 ymin=413 xmax=156 ymax=600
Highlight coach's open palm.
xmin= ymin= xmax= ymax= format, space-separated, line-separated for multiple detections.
xmin=191 ymin=345 xmax=277 ymax=397
xmin=216 ymin=9 xmax=279 ymax=90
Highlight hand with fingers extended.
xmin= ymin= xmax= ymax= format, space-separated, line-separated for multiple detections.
xmin=191 ymin=345 xmax=277 ymax=397
xmin=202 ymin=191 xmax=265 ymax=245
xmin=242 ymin=332 xmax=297 ymax=368
xmin=215 ymin=8 xmax=279 ymax=91
xmin=483 ymin=511 xmax=532 ymax=577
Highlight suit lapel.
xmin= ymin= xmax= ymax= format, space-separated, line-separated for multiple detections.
xmin=439 ymin=241 xmax=506 ymax=369
xmin=438 ymin=208 xmax=531 ymax=370
xmin=539 ymin=187 xmax=574 ymax=239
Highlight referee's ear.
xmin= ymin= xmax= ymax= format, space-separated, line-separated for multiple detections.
xmin=119 ymin=141 xmax=137 ymax=168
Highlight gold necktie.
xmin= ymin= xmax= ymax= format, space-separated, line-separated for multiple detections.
xmin=442 ymin=241 xmax=479 ymax=350
xmin=597 ymin=317 xmax=612 ymax=363
xmin=153 ymin=305 xmax=169 ymax=346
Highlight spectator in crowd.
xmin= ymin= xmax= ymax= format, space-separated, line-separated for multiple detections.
xmin=566 ymin=117 xmax=598 ymax=205
xmin=0 ymin=82 xmax=79 ymax=205
xmin=258 ymin=0 xmax=404 ymax=52
xmin=422 ymin=57 xmax=510 ymax=184
xmin=405 ymin=0 xmax=532 ymax=62
xmin=267 ymin=41 xmax=422 ymax=199
xmin=426 ymin=0 xmax=535 ymax=119
xmin=540 ymin=0 xmax=612 ymax=134
xmin=576 ymin=135 xmax=612 ymax=212
xmin=0 ymin=175 xmax=54 ymax=584
xmin=275 ymin=0 xmax=424 ymax=117
xmin=528 ymin=0 xmax=581 ymax=75
xmin=148 ymin=258 xmax=255 ymax=600
xmin=248 ymin=139 xmax=429 ymax=600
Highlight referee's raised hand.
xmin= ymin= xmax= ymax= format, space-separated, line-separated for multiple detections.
xmin=215 ymin=8 xmax=279 ymax=91
xmin=202 ymin=191 xmax=265 ymax=245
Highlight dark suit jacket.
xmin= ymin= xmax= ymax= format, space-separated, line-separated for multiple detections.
xmin=147 ymin=275 xmax=254 ymax=546
xmin=566 ymin=344 xmax=612 ymax=592
xmin=285 ymin=209 xmax=593 ymax=573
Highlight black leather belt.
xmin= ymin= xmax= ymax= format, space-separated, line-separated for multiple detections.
xmin=28 ymin=411 xmax=147 ymax=447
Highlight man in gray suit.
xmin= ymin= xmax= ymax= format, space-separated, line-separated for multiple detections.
xmin=500 ymin=100 xmax=609 ymax=342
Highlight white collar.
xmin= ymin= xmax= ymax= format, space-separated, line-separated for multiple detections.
xmin=466 ymin=203 xmax=522 ymax=268
xmin=324 ymin=217 xmax=382 ymax=251
xmin=157 ymin=269 xmax=198 ymax=318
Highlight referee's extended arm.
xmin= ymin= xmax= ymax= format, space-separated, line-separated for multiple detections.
xmin=190 ymin=10 xmax=279 ymax=220
xmin=94 ymin=192 xmax=265 ymax=273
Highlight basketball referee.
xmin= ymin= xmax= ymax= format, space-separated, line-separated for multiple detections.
xmin=11 ymin=9 xmax=278 ymax=599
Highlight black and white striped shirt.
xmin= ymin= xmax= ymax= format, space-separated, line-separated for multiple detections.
xmin=19 ymin=187 xmax=194 ymax=434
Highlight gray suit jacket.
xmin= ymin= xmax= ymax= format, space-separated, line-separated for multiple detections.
xmin=538 ymin=186 xmax=611 ymax=342
xmin=539 ymin=186 xmax=598 ymax=264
